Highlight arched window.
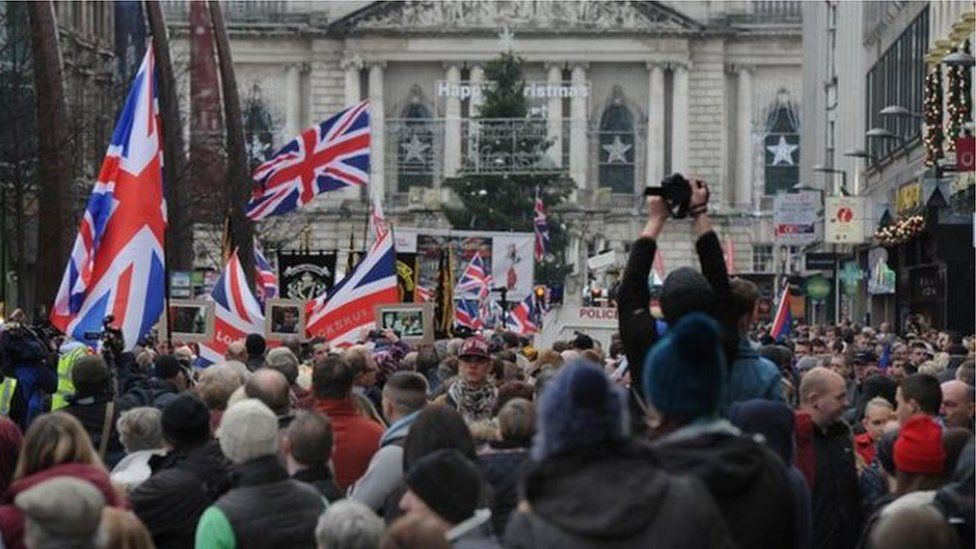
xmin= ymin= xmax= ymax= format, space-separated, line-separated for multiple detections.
xmin=598 ymin=95 xmax=635 ymax=194
xmin=243 ymin=84 xmax=276 ymax=170
xmin=396 ymin=89 xmax=434 ymax=192
xmin=763 ymin=90 xmax=800 ymax=195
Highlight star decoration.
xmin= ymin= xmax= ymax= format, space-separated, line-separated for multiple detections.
xmin=767 ymin=135 xmax=798 ymax=166
xmin=401 ymin=134 xmax=429 ymax=163
xmin=602 ymin=136 xmax=632 ymax=164
xmin=498 ymin=26 xmax=515 ymax=51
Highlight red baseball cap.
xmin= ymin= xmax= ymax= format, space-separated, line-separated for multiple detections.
xmin=459 ymin=337 xmax=490 ymax=360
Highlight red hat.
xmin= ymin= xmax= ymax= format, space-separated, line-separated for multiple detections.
xmin=459 ymin=337 xmax=490 ymax=360
xmin=894 ymin=416 xmax=945 ymax=475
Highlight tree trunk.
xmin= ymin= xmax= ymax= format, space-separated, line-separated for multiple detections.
xmin=210 ymin=0 xmax=254 ymax=286
xmin=145 ymin=0 xmax=194 ymax=271
xmin=27 ymin=0 xmax=71 ymax=314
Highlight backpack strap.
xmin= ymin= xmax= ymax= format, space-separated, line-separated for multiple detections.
xmin=99 ymin=401 xmax=115 ymax=459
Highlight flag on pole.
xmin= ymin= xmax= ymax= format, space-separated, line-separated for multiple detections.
xmin=770 ymin=286 xmax=792 ymax=341
xmin=454 ymin=299 xmax=483 ymax=331
xmin=306 ymin=229 xmax=398 ymax=348
xmin=505 ymin=294 xmax=539 ymax=335
xmin=534 ymin=188 xmax=550 ymax=262
xmin=369 ymin=195 xmax=390 ymax=243
xmin=197 ymin=250 xmax=265 ymax=366
xmin=456 ymin=252 xmax=493 ymax=298
xmin=51 ymin=48 xmax=166 ymax=350
xmin=253 ymin=242 xmax=278 ymax=304
xmin=246 ymin=100 xmax=370 ymax=220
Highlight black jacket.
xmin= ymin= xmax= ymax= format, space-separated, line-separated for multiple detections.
xmin=130 ymin=441 xmax=231 ymax=549
xmin=505 ymin=441 xmax=734 ymax=549
xmin=616 ymin=232 xmax=732 ymax=397
xmin=810 ymin=421 xmax=863 ymax=549
xmin=215 ymin=455 xmax=324 ymax=549
xmin=117 ymin=378 xmax=181 ymax=411
xmin=292 ymin=464 xmax=342 ymax=503
xmin=61 ymin=393 xmax=125 ymax=467
xmin=652 ymin=423 xmax=797 ymax=549
xmin=477 ymin=442 xmax=531 ymax=540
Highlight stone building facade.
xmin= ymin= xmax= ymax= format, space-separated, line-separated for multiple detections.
xmin=163 ymin=0 xmax=802 ymax=300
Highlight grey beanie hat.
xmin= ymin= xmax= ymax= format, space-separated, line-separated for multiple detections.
xmin=217 ymin=399 xmax=279 ymax=464
xmin=660 ymin=267 xmax=714 ymax=322
xmin=15 ymin=477 xmax=105 ymax=538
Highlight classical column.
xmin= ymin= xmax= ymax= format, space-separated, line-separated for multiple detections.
xmin=735 ymin=65 xmax=754 ymax=209
xmin=343 ymin=57 xmax=361 ymax=106
xmin=646 ymin=62 xmax=665 ymax=188
xmin=368 ymin=63 xmax=385 ymax=199
xmin=469 ymin=64 xmax=485 ymax=114
xmin=671 ymin=63 xmax=689 ymax=175
xmin=569 ymin=64 xmax=588 ymax=188
xmin=444 ymin=64 xmax=462 ymax=178
xmin=284 ymin=64 xmax=302 ymax=138
xmin=546 ymin=63 xmax=563 ymax=167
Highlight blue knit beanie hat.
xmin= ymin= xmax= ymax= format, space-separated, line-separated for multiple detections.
xmin=532 ymin=360 xmax=629 ymax=460
xmin=643 ymin=313 xmax=727 ymax=422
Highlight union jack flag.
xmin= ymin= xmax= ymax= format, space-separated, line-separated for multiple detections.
xmin=369 ymin=195 xmax=390 ymax=243
xmin=415 ymin=285 xmax=435 ymax=303
xmin=254 ymin=243 xmax=278 ymax=304
xmin=306 ymin=229 xmax=398 ymax=348
xmin=505 ymin=294 xmax=539 ymax=335
xmin=246 ymin=101 xmax=370 ymax=220
xmin=51 ymin=48 xmax=166 ymax=350
xmin=198 ymin=250 xmax=265 ymax=366
xmin=534 ymin=189 xmax=550 ymax=262
xmin=454 ymin=299 xmax=483 ymax=331
xmin=456 ymin=252 xmax=493 ymax=299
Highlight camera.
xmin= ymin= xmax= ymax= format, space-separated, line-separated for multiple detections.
xmin=643 ymin=173 xmax=700 ymax=219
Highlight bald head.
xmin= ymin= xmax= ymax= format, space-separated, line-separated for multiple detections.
xmin=941 ymin=380 xmax=975 ymax=429
xmin=245 ymin=368 xmax=291 ymax=416
xmin=225 ymin=341 xmax=248 ymax=363
xmin=799 ymin=367 xmax=849 ymax=428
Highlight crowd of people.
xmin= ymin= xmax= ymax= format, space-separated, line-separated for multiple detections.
xmin=0 ymin=187 xmax=973 ymax=549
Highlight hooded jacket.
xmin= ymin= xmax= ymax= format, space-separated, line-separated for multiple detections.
xmin=653 ymin=419 xmax=797 ymax=549
xmin=505 ymin=441 xmax=734 ymax=549
xmin=0 ymin=462 xmax=126 ymax=549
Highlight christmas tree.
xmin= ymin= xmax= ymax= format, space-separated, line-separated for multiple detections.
xmin=443 ymin=51 xmax=575 ymax=285
xmin=923 ymin=64 xmax=943 ymax=166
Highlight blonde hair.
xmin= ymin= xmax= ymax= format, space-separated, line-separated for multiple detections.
xmin=97 ymin=508 xmax=154 ymax=549
xmin=865 ymin=397 xmax=895 ymax=414
xmin=15 ymin=412 xmax=104 ymax=480
xmin=116 ymin=407 xmax=163 ymax=453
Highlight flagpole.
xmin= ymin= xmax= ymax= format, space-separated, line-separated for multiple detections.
xmin=362 ymin=195 xmax=371 ymax=250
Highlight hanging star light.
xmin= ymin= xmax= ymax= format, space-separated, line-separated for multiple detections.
xmin=498 ymin=25 xmax=515 ymax=51
xmin=401 ymin=134 xmax=429 ymax=163
xmin=766 ymin=135 xmax=798 ymax=166
xmin=602 ymin=136 xmax=632 ymax=164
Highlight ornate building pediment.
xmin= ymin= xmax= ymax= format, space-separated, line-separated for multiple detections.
xmin=330 ymin=1 xmax=702 ymax=35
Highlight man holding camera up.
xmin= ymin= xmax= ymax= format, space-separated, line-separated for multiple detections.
xmin=617 ymin=176 xmax=736 ymax=419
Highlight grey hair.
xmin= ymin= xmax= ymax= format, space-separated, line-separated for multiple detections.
xmin=25 ymin=518 xmax=97 ymax=549
xmin=314 ymin=499 xmax=384 ymax=549
xmin=116 ymin=407 xmax=164 ymax=453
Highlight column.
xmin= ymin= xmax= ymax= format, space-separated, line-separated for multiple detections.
xmin=343 ymin=57 xmax=361 ymax=106
xmin=469 ymin=65 xmax=485 ymax=115
xmin=444 ymin=64 xmax=462 ymax=177
xmin=368 ymin=63 xmax=385 ymax=200
xmin=736 ymin=65 xmax=753 ymax=209
xmin=645 ymin=63 xmax=665 ymax=188
xmin=546 ymin=63 xmax=563 ymax=167
xmin=284 ymin=64 xmax=302 ymax=138
xmin=569 ymin=64 xmax=588 ymax=188
xmin=671 ymin=63 xmax=689 ymax=175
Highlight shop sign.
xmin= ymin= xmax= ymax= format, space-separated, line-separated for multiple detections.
xmin=806 ymin=252 xmax=838 ymax=271
xmin=895 ymin=182 xmax=922 ymax=216
xmin=825 ymin=196 xmax=866 ymax=243
xmin=909 ymin=265 xmax=942 ymax=303
xmin=868 ymin=248 xmax=895 ymax=295
xmin=840 ymin=262 xmax=863 ymax=295
xmin=806 ymin=274 xmax=831 ymax=302
xmin=773 ymin=192 xmax=819 ymax=245
xmin=957 ymin=135 xmax=975 ymax=171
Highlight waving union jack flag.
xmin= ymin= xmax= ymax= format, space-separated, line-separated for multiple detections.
xmin=454 ymin=299 xmax=483 ymax=331
xmin=246 ymin=101 xmax=370 ymax=220
xmin=253 ymin=242 xmax=278 ymax=304
xmin=534 ymin=188 xmax=550 ymax=262
xmin=455 ymin=252 xmax=493 ymax=299
xmin=505 ymin=294 xmax=539 ymax=335
xmin=306 ymin=229 xmax=398 ymax=348
xmin=198 ymin=250 xmax=266 ymax=366
xmin=51 ymin=48 xmax=166 ymax=350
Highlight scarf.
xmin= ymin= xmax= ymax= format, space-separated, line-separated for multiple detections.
xmin=448 ymin=378 xmax=496 ymax=423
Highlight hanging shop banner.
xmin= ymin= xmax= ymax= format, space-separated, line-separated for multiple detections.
xmin=773 ymin=192 xmax=819 ymax=245
xmin=277 ymin=251 xmax=337 ymax=300
xmin=957 ymin=135 xmax=975 ymax=171
xmin=825 ymin=196 xmax=866 ymax=244
xmin=895 ymin=181 xmax=922 ymax=216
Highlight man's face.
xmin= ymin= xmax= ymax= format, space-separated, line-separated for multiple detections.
xmin=910 ymin=346 xmax=928 ymax=365
xmin=458 ymin=355 xmax=491 ymax=384
xmin=853 ymin=362 xmax=871 ymax=382
xmin=795 ymin=343 xmax=811 ymax=358
xmin=812 ymin=342 xmax=826 ymax=354
xmin=941 ymin=383 xmax=974 ymax=429
xmin=896 ymin=387 xmax=919 ymax=426
xmin=889 ymin=361 xmax=907 ymax=381
xmin=312 ymin=344 xmax=329 ymax=363
xmin=830 ymin=356 xmax=851 ymax=379
xmin=816 ymin=376 xmax=849 ymax=426
xmin=862 ymin=405 xmax=891 ymax=442
xmin=356 ymin=357 xmax=379 ymax=387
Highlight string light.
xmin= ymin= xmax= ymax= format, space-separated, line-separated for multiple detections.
xmin=923 ymin=64 xmax=944 ymax=166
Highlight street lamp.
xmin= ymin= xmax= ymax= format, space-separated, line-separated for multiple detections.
xmin=844 ymin=148 xmax=876 ymax=162
xmin=942 ymin=50 xmax=976 ymax=68
xmin=865 ymin=128 xmax=906 ymax=141
xmin=879 ymin=105 xmax=924 ymax=119
xmin=811 ymin=164 xmax=850 ymax=196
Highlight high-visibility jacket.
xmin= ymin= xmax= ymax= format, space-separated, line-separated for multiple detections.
xmin=52 ymin=346 xmax=90 ymax=411
xmin=0 ymin=377 xmax=16 ymax=416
